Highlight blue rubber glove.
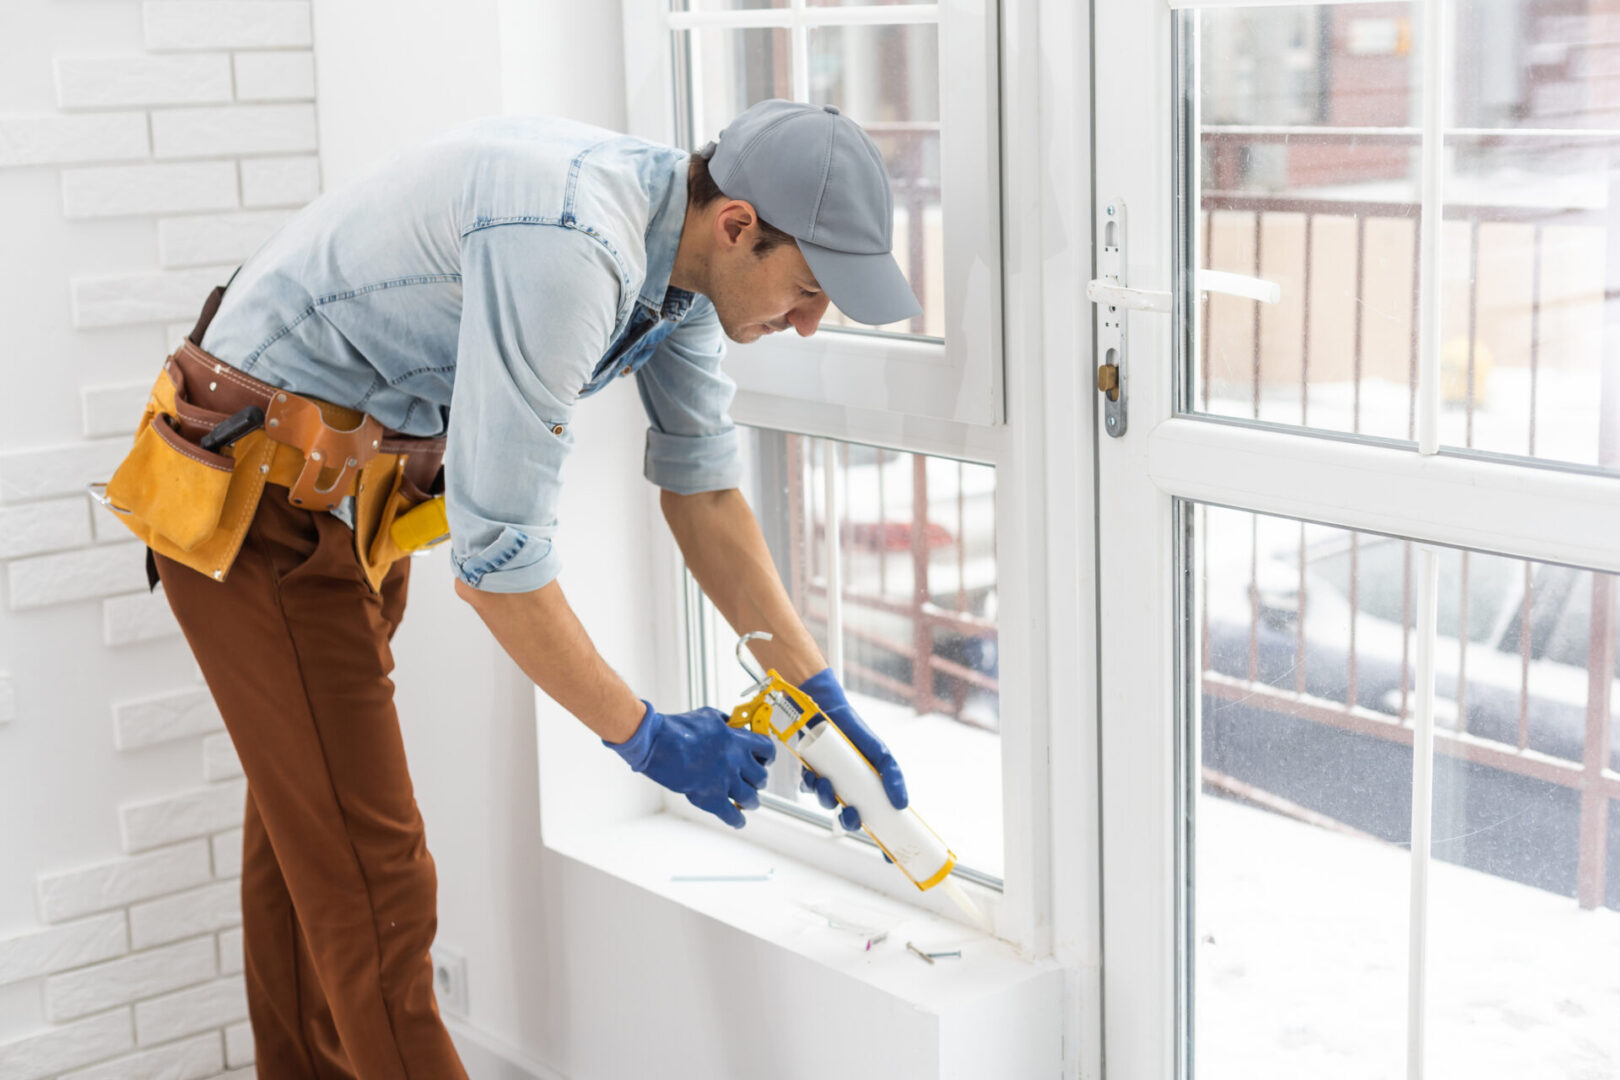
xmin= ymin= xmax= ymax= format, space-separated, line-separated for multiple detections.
xmin=604 ymin=702 xmax=776 ymax=829
xmin=796 ymin=668 xmax=908 ymax=833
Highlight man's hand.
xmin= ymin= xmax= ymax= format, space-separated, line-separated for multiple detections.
xmin=604 ymin=702 xmax=777 ymax=828
xmin=796 ymin=668 xmax=907 ymax=833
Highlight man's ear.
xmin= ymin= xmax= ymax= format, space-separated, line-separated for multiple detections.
xmin=714 ymin=199 xmax=758 ymax=250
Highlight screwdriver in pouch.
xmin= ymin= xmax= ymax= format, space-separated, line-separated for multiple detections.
xmin=199 ymin=405 xmax=265 ymax=453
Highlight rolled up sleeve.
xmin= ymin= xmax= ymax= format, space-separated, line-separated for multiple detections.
xmin=446 ymin=223 xmax=624 ymax=593
xmin=635 ymin=296 xmax=743 ymax=494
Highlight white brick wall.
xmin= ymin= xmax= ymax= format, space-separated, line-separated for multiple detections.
xmin=1 ymin=10 xmax=327 ymax=1074
xmin=203 ymin=733 xmax=243 ymax=782
xmin=0 ymin=912 xmax=127 ymax=985
xmin=55 ymin=54 xmax=233 ymax=110
xmin=120 ymin=781 xmax=246 ymax=853
xmin=61 ymin=162 xmax=239 ymax=218
xmin=0 ymin=499 xmax=92 ymax=561
xmin=83 ymin=380 xmax=155 ymax=439
xmin=233 ymin=51 xmax=315 ymax=102
xmin=158 ymin=209 xmax=292 ymax=268
xmin=129 ymin=880 xmax=240 ymax=950
xmin=134 ymin=974 xmax=248 ymax=1045
xmin=217 ymin=928 xmax=243 ymax=977
xmin=0 ymin=1012 xmax=135 ymax=1080
xmin=7 ymin=542 xmax=149 ymax=611
xmin=114 ymin=687 xmax=223 ymax=751
xmin=223 ymin=1020 xmax=253 ymax=1068
xmin=0 ymin=439 xmax=132 ymax=503
xmin=57 ymin=1032 xmax=223 ymax=1080
xmin=38 ymin=842 xmax=213 ymax=923
xmin=103 ymin=591 xmax=183 ymax=647
xmin=71 ymin=265 xmax=236 ymax=329
xmin=145 ymin=2 xmax=314 ymax=52
xmin=239 ymin=154 xmax=319 ymax=207
xmin=152 ymin=103 xmax=317 ymax=159
xmin=45 ymin=936 xmax=216 ymax=1021
xmin=0 ymin=113 xmax=149 ymax=167
xmin=210 ymin=829 xmax=243 ymax=879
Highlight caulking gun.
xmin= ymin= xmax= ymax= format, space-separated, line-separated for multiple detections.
xmin=727 ymin=631 xmax=986 ymax=928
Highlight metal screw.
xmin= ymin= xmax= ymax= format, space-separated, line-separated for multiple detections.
xmin=1107 ymin=416 xmax=1116 ymax=427
xmin=906 ymin=942 xmax=935 ymax=965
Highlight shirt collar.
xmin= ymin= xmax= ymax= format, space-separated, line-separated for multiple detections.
xmin=640 ymin=153 xmax=695 ymax=321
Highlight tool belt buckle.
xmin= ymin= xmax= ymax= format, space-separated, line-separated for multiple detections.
xmin=263 ymin=392 xmax=383 ymax=511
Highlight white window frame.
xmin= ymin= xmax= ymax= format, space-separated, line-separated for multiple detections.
xmin=584 ymin=0 xmax=1100 ymax=983
xmin=1095 ymin=2 xmax=1620 ymax=1077
xmin=621 ymin=0 xmax=1005 ymax=429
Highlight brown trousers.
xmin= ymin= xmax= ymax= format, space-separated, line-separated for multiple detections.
xmin=157 ymin=484 xmax=468 ymax=1080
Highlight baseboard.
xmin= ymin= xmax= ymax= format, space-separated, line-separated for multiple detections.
xmin=446 ymin=1017 xmax=569 ymax=1080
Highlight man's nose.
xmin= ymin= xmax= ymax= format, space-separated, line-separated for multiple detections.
xmin=790 ymin=293 xmax=831 ymax=337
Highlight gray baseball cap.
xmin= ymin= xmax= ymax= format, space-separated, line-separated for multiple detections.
xmin=705 ymin=98 xmax=922 ymax=326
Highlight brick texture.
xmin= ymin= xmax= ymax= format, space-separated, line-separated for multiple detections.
xmin=0 ymin=1011 xmax=134 ymax=1080
xmin=202 ymin=733 xmax=243 ymax=782
xmin=134 ymin=974 xmax=248 ymax=1045
xmin=83 ymin=380 xmax=155 ymax=439
xmin=45 ymin=936 xmax=216 ymax=1021
xmin=61 ymin=161 xmax=238 ymax=219
xmin=55 ymin=54 xmax=232 ymax=110
xmin=0 ymin=439 xmax=131 ymax=503
xmin=7 ymin=542 xmax=148 ymax=611
xmin=129 ymin=880 xmax=240 ymax=950
xmin=38 ymin=842 xmax=212 ymax=923
xmin=210 ymin=829 xmax=243 ymax=880
xmin=0 ymin=912 xmax=127 ymax=986
xmin=223 ymin=1020 xmax=253 ymax=1067
xmin=158 ymin=209 xmax=291 ymax=268
xmin=145 ymin=2 xmax=314 ymax=51
xmin=0 ymin=113 xmax=148 ymax=167
xmin=233 ymin=51 xmax=315 ymax=101
xmin=0 ymin=499 xmax=92 ymax=561
xmin=57 ymin=1032 xmax=222 ymax=1080
xmin=114 ymin=687 xmax=223 ymax=751
xmin=152 ymin=103 xmax=316 ymax=159
xmin=239 ymin=154 xmax=318 ymax=206
xmin=103 ymin=591 xmax=183 ymax=647
xmin=120 ymin=781 xmax=246 ymax=852
xmin=71 ymin=266 xmax=235 ymax=329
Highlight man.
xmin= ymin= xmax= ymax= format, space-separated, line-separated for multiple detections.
xmin=144 ymin=99 xmax=920 ymax=1078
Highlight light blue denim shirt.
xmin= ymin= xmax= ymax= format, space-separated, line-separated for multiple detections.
xmin=201 ymin=116 xmax=742 ymax=592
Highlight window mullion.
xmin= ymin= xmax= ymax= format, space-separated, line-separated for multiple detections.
xmin=1407 ymin=545 xmax=1441 ymax=1079
xmin=790 ymin=0 xmax=810 ymax=103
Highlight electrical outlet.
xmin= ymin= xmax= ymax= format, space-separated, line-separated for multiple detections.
xmin=429 ymin=944 xmax=468 ymax=1018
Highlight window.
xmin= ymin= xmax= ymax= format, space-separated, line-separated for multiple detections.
xmin=625 ymin=0 xmax=1003 ymax=425
xmin=689 ymin=428 xmax=1004 ymax=883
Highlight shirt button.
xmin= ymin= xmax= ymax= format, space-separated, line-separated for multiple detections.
xmin=551 ymin=424 xmax=565 ymax=436
xmin=619 ymin=366 xmax=632 ymax=377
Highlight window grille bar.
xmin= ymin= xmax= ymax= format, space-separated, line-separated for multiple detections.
xmin=1407 ymin=545 xmax=1441 ymax=1080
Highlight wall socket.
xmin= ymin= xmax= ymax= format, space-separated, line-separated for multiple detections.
xmin=429 ymin=944 xmax=469 ymax=1018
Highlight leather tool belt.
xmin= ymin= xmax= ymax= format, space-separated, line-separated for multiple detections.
xmin=95 ymin=284 xmax=446 ymax=592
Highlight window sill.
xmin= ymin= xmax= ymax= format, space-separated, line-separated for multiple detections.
xmin=544 ymin=810 xmax=1057 ymax=1017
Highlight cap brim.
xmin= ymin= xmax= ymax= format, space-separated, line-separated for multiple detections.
xmin=797 ymin=240 xmax=923 ymax=326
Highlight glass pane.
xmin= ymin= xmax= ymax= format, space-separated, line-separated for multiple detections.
xmin=1430 ymin=559 xmax=1620 ymax=1074
xmin=1439 ymin=2 xmax=1620 ymax=471
xmin=1190 ymin=503 xmax=1620 ymax=1075
xmin=681 ymin=28 xmax=793 ymax=147
xmin=1193 ymin=4 xmax=1423 ymax=443
xmin=807 ymin=23 xmax=941 ymax=337
xmin=735 ymin=428 xmax=1002 ymax=878
xmin=1195 ymin=504 xmax=1411 ymax=1078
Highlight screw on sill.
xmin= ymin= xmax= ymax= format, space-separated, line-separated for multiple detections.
xmin=906 ymin=942 xmax=935 ymax=965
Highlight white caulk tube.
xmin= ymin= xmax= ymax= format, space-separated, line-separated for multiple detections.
xmin=796 ymin=719 xmax=956 ymax=892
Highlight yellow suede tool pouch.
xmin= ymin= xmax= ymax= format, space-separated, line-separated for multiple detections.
xmin=98 ymin=369 xmax=276 ymax=582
